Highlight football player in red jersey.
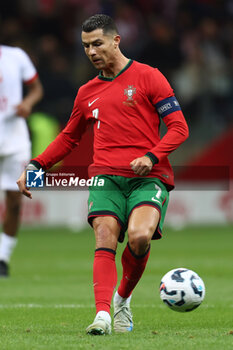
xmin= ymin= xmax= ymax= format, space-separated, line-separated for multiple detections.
xmin=17 ymin=14 xmax=189 ymax=335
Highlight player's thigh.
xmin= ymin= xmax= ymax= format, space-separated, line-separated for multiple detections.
xmin=128 ymin=205 xmax=160 ymax=241
xmin=127 ymin=178 xmax=169 ymax=240
xmin=0 ymin=149 xmax=30 ymax=191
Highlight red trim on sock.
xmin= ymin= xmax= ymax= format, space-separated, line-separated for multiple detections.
xmin=93 ymin=249 xmax=117 ymax=314
xmin=118 ymin=244 xmax=150 ymax=298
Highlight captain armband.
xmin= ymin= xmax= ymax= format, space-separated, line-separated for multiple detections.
xmin=155 ymin=96 xmax=181 ymax=119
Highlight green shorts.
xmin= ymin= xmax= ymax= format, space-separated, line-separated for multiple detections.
xmin=88 ymin=175 xmax=169 ymax=243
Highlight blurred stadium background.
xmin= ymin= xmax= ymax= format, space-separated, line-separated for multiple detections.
xmin=0 ymin=0 xmax=233 ymax=229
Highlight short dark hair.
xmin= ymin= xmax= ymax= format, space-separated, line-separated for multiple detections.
xmin=82 ymin=14 xmax=119 ymax=35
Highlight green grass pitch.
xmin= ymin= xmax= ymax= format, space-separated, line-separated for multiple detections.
xmin=0 ymin=224 xmax=232 ymax=350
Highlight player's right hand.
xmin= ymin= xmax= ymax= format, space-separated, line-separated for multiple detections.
xmin=15 ymin=100 xmax=32 ymax=119
xmin=17 ymin=170 xmax=32 ymax=199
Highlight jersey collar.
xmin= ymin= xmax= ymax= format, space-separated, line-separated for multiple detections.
xmin=98 ymin=59 xmax=133 ymax=81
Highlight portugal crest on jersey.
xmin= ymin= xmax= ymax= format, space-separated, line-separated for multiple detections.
xmin=124 ymin=85 xmax=136 ymax=100
xmin=124 ymin=85 xmax=137 ymax=106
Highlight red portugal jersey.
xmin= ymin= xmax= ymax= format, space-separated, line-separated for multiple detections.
xmin=33 ymin=60 xmax=189 ymax=190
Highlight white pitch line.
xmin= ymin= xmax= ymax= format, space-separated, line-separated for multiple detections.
xmin=0 ymin=303 xmax=217 ymax=309
xmin=0 ymin=304 xmax=91 ymax=309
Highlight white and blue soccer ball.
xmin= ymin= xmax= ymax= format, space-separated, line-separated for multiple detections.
xmin=159 ymin=268 xmax=205 ymax=312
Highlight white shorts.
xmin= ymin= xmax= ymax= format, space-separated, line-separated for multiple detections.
xmin=0 ymin=149 xmax=31 ymax=191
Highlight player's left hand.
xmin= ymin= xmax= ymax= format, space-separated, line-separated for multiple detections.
xmin=15 ymin=101 xmax=32 ymax=118
xmin=130 ymin=156 xmax=153 ymax=176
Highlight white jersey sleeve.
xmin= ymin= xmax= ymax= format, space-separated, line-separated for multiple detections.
xmin=15 ymin=47 xmax=37 ymax=83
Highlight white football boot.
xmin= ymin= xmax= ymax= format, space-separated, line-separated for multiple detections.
xmin=113 ymin=291 xmax=133 ymax=333
xmin=86 ymin=311 xmax=111 ymax=335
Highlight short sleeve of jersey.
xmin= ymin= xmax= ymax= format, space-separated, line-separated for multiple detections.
xmin=15 ymin=47 xmax=37 ymax=83
xmin=145 ymin=68 xmax=174 ymax=105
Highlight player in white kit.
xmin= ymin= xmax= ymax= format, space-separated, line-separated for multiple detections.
xmin=0 ymin=45 xmax=43 ymax=276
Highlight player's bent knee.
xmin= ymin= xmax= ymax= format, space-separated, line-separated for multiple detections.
xmin=128 ymin=228 xmax=152 ymax=255
xmin=128 ymin=223 xmax=154 ymax=241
